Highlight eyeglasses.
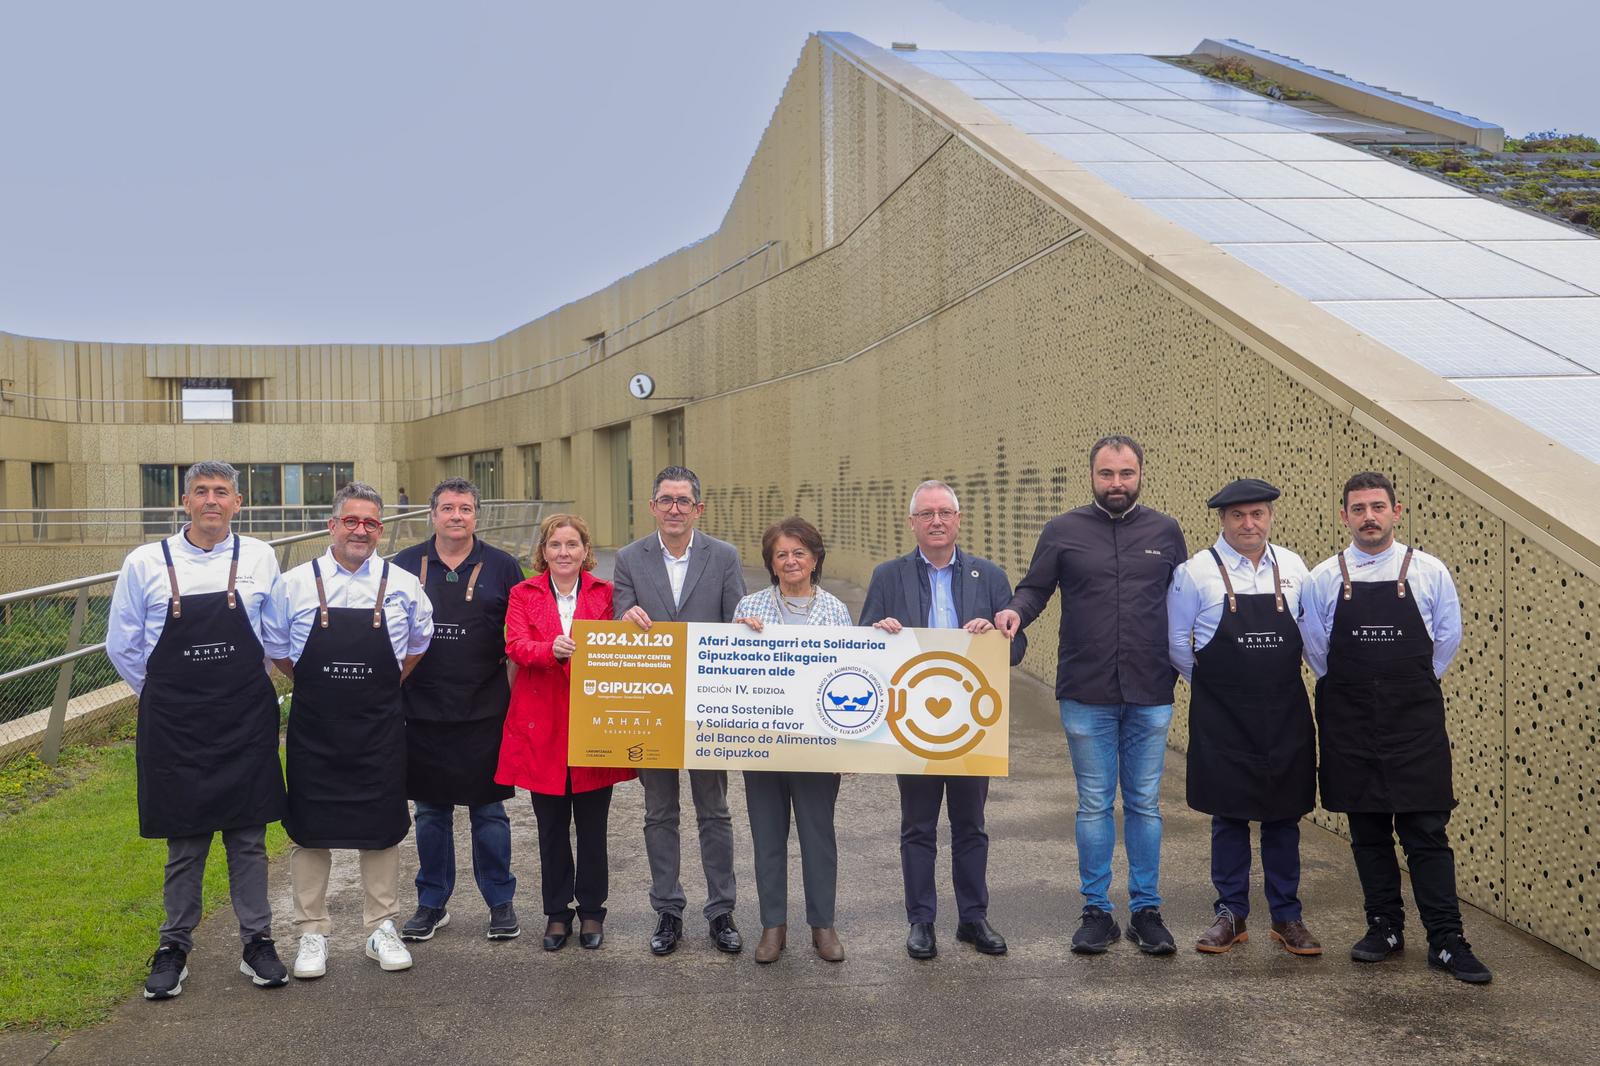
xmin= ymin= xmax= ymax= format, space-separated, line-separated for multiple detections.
xmin=652 ymin=496 xmax=699 ymax=511
xmin=336 ymin=516 xmax=384 ymax=533
xmin=911 ymin=509 xmax=959 ymax=523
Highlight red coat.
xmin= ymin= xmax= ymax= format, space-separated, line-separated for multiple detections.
xmin=496 ymin=571 xmax=637 ymax=796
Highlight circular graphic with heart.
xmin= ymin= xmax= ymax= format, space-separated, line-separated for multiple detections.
xmin=886 ymin=651 xmax=1001 ymax=761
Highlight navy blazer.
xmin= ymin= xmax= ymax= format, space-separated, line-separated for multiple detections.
xmin=859 ymin=547 xmax=1027 ymax=667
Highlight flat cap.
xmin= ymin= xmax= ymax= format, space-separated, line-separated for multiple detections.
xmin=1207 ymin=478 xmax=1281 ymax=509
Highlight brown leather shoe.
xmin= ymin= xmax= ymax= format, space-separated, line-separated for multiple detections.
xmin=811 ymin=926 xmax=844 ymax=962
xmin=1270 ymin=919 xmax=1323 ymax=957
xmin=754 ymin=925 xmax=786 ymax=964
xmin=1195 ymin=910 xmax=1247 ymax=954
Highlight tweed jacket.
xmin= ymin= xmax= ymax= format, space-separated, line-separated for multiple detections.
xmin=732 ymin=584 xmax=853 ymax=628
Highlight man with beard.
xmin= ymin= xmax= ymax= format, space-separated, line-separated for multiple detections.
xmin=1300 ymin=471 xmax=1490 ymax=984
xmin=265 ymin=482 xmax=434 ymax=979
xmin=108 ymin=460 xmax=289 ymax=999
xmin=392 ymin=478 xmax=524 ymax=943
xmin=995 ymin=436 xmax=1186 ymax=956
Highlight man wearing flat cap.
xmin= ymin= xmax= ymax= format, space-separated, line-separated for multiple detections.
xmin=1166 ymin=479 xmax=1321 ymax=956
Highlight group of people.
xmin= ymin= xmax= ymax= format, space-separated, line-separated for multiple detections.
xmin=106 ymin=435 xmax=1491 ymax=1003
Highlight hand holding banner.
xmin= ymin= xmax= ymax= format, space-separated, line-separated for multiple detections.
xmin=568 ymin=621 xmax=1010 ymax=776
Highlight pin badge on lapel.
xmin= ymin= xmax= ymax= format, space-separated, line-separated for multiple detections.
xmin=971 ymin=570 xmax=979 ymax=578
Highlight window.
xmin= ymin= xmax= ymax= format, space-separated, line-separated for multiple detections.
xmin=443 ymin=450 xmax=502 ymax=499
xmin=521 ymin=444 xmax=542 ymax=500
xmin=180 ymin=378 xmax=234 ymax=422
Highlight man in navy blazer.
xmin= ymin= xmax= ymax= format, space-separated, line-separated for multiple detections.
xmin=860 ymin=479 xmax=1026 ymax=960
xmin=615 ymin=465 xmax=747 ymax=957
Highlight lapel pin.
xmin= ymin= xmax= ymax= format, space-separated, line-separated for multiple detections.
xmin=971 ymin=569 xmax=979 ymax=578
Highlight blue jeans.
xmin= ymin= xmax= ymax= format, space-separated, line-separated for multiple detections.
xmin=1058 ymin=700 xmax=1173 ymax=914
xmin=413 ymin=800 xmax=516 ymax=909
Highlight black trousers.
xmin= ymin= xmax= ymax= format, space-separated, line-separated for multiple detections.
xmin=1345 ymin=809 xmax=1463 ymax=947
xmin=898 ymin=774 xmax=990 ymax=924
xmin=530 ymin=782 xmax=614 ymax=925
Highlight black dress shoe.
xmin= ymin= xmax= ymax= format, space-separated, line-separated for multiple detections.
xmin=906 ymin=922 xmax=937 ymax=960
xmin=579 ymin=923 xmax=604 ymax=950
xmin=709 ymin=913 xmax=743 ymax=954
xmin=542 ymin=922 xmax=570 ymax=952
xmin=649 ymin=913 xmax=683 ymax=956
xmin=956 ymin=918 xmax=1008 ymax=955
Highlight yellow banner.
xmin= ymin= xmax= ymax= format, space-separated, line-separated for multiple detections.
xmin=568 ymin=620 xmax=1009 ymax=776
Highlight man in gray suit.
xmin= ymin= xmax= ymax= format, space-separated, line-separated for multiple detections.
xmin=615 ymin=465 xmax=747 ymax=955
xmin=860 ymin=479 xmax=1025 ymax=961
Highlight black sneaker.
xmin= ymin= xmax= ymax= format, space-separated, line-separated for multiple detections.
xmin=400 ymin=905 xmax=450 ymax=942
xmin=240 ymin=934 xmax=288 ymax=988
xmin=1350 ymin=915 xmax=1405 ymax=962
xmin=1126 ymin=908 xmax=1177 ymax=956
xmin=1428 ymin=934 xmax=1492 ymax=984
xmin=487 ymin=902 xmax=521 ymax=941
xmin=143 ymin=943 xmax=189 ymax=1000
xmin=1071 ymin=906 xmax=1120 ymax=955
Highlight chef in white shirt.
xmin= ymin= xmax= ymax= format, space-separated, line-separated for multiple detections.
xmin=263 ymin=481 xmax=433 ymax=980
xmin=107 ymin=460 xmax=289 ymax=1000
xmin=1299 ymin=470 xmax=1489 ymax=984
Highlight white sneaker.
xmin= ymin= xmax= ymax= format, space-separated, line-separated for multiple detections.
xmin=365 ymin=919 xmax=413 ymax=972
xmin=293 ymin=933 xmax=327 ymax=980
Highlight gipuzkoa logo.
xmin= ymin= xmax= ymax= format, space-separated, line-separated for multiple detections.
xmin=816 ymin=667 xmax=886 ymax=737
xmin=590 ymin=680 xmax=674 ymax=696
xmin=184 ymin=641 xmax=236 ymax=662
xmin=323 ymin=660 xmax=376 ymax=679
xmin=583 ymin=679 xmax=598 ymax=696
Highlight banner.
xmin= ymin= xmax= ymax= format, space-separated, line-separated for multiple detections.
xmin=567 ymin=620 xmax=1009 ymax=776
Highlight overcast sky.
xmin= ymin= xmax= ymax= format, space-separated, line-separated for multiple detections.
xmin=1 ymin=0 xmax=1593 ymax=345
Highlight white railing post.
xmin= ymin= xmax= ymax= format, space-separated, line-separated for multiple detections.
xmin=40 ymin=588 xmax=89 ymax=766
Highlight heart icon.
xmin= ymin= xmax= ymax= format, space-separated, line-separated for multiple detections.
xmin=924 ymin=696 xmax=953 ymax=719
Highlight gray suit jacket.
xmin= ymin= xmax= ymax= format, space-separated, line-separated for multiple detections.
xmin=612 ymin=530 xmax=747 ymax=624
xmin=859 ymin=547 xmax=1027 ymax=667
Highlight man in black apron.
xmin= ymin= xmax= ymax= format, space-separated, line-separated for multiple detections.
xmin=1167 ymin=479 xmax=1320 ymax=957
xmin=1300 ymin=471 xmax=1491 ymax=984
xmin=264 ymin=482 xmax=434 ymax=979
xmin=106 ymin=460 xmax=288 ymax=999
xmin=392 ymin=478 xmax=522 ymax=942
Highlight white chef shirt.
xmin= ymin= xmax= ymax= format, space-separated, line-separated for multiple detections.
xmin=659 ymin=531 xmax=693 ymax=608
xmin=1299 ymin=539 xmax=1462 ymax=680
xmin=106 ymin=529 xmax=281 ymax=695
xmin=1167 ymin=537 xmax=1309 ymax=682
xmin=262 ymin=549 xmax=434 ymax=666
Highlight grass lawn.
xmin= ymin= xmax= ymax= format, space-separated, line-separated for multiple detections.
xmin=0 ymin=745 xmax=289 ymax=1031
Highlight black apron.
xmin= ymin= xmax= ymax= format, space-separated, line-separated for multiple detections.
xmin=402 ymin=553 xmax=514 ymax=806
xmin=284 ymin=559 xmax=411 ymax=849
xmin=136 ymin=535 xmax=286 ymax=839
xmin=1315 ymin=547 xmax=1455 ymax=813
xmin=1186 ymin=548 xmax=1315 ymax=822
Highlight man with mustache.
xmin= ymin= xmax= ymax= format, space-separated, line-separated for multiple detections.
xmin=265 ymin=482 xmax=434 ymax=979
xmin=995 ymin=436 xmax=1186 ymax=956
xmin=1300 ymin=471 xmax=1491 ymax=984
xmin=108 ymin=460 xmax=289 ymax=999
xmin=860 ymin=479 xmax=1026 ymax=960
xmin=392 ymin=478 xmax=525 ymax=944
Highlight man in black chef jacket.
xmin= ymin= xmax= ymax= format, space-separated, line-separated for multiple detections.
xmin=107 ymin=460 xmax=289 ymax=1000
xmin=392 ymin=478 xmax=524 ymax=942
xmin=265 ymin=482 xmax=433 ymax=979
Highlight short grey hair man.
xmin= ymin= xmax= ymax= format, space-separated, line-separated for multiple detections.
xmin=184 ymin=461 xmax=240 ymax=495
xmin=332 ymin=482 xmax=384 ymax=517
xmin=429 ymin=477 xmax=480 ymax=511
xmin=908 ymin=479 xmax=960 ymax=517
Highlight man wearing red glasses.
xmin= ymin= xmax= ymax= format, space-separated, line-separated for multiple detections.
xmin=265 ymin=482 xmax=434 ymax=981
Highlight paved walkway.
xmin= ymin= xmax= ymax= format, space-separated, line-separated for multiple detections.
xmin=9 ymin=564 xmax=1600 ymax=1065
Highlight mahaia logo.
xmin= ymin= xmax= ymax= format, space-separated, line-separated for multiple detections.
xmin=594 ymin=680 xmax=674 ymax=695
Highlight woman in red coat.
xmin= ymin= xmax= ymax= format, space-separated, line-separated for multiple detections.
xmin=497 ymin=513 xmax=635 ymax=951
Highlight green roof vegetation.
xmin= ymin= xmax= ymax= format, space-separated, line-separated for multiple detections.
xmin=1163 ymin=54 xmax=1320 ymax=101
xmin=1505 ymin=130 xmax=1600 ymax=153
xmin=1385 ymin=145 xmax=1600 ymax=234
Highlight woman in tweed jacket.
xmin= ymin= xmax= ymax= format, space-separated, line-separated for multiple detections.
xmin=732 ymin=516 xmax=852 ymax=964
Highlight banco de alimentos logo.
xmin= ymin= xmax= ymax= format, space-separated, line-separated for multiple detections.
xmin=815 ymin=666 xmax=886 ymax=737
